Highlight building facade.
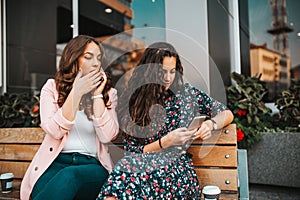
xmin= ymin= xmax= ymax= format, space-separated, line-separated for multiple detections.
xmin=291 ymin=64 xmax=300 ymax=80
xmin=1 ymin=0 xmax=249 ymax=100
xmin=0 ymin=0 xmax=134 ymax=93
xmin=250 ymin=43 xmax=291 ymax=99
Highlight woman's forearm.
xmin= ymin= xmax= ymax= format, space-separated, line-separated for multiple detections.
xmin=62 ymin=89 xmax=82 ymax=121
xmin=92 ymin=97 xmax=106 ymax=118
xmin=210 ymin=110 xmax=234 ymax=130
xmin=143 ymin=134 xmax=173 ymax=153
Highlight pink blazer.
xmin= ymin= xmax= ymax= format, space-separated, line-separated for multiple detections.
xmin=20 ymin=79 xmax=119 ymax=200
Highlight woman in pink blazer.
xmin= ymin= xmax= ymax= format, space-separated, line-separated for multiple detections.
xmin=20 ymin=35 xmax=119 ymax=200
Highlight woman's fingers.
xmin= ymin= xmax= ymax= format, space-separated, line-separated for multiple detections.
xmin=192 ymin=128 xmax=212 ymax=140
xmin=199 ymin=131 xmax=211 ymax=140
xmin=73 ymin=70 xmax=102 ymax=95
xmin=178 ymin=129 xmax=197 ymax=144
xmin=88 ymin=70 xmax=102 ymax=85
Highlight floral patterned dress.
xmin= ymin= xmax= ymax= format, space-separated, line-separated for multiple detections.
xmin=98 ymin=83 xmax=228 ymax=200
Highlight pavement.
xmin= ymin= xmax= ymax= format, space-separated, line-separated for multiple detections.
xmin=249 ymin=184 xmax=300 ymax=200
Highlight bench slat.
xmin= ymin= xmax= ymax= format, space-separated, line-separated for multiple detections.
xmin=0 ymin=144 xmax=40 ymax=161
xmin=188 ymin=146 xmax=238 ymax=167
xmin=0 ymin=128 xmax=45 ymax=143
xmin=0 ymin=161 xmax=30 ymax=179
xmin=195 ymin=168 xmax=238 ymax=191
xmin=192 ymin=124 xmax=237 ymax=145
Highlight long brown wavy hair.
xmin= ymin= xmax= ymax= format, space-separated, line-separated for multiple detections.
xmin=117 ymin=42 xmax=184 ymax=134
xmin=55 ymin=35 xmax=112 ymax=119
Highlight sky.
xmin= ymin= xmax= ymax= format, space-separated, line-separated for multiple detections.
xmin=131 ymin=0 xmax=166 ymax=45
xmin=249 ymin=0 xmax=300 ymax=67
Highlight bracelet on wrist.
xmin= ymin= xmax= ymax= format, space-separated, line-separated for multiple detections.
xmin=210 ymin=118 xmax=217 ymax=130
xmin=91 ymin=94 xmax=103 ymax=99
xmin=159 ymin=138 xmax=164 ymax=149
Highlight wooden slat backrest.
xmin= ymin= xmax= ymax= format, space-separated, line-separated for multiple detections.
xmin=195 ymin=168 xmax=238 ymax=191
xmin=0 ymin=128 xmax=45 ymax=180
xmin=191 ymin=124 xmax=237 ymax=145
xmin=0 ymin=125 xmax=238 ymax=200
xmin=0 ymin=144 xmax=40 ymax=161
xmin=0 ymin=128 xmax=45 ymax=143
xmin=0 ymin=162 xmax=30 ymax=179
xmin=187 ymin=124 xmax=238 ymax=199
xmin=189 ymin=146 xmax=237 ymax=167
xmin=0 ymin=128 xmax=44 ymax=199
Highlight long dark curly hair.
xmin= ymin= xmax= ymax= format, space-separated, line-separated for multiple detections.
xmin=55 ymin=35 xmax=112 ymax=119
xmin=118 ymin=42 xmax=184 ymax=134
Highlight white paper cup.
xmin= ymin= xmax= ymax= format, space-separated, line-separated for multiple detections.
xmin=0 ymin=173 xmax=14 ymax=193
xmin=202 ymin=185 xmax=221 ymax=200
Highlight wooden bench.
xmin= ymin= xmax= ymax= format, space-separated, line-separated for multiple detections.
xmin=0 ymin=128 xmax=45 ymax=199
xmin=188 ymin=124 xmax=239 ymax=200
xmin=0 ymin=124 xmax=243 ymax=200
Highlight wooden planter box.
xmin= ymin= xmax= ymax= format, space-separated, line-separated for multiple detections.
xmin=247 ymin=132 xmax=300 ymax=188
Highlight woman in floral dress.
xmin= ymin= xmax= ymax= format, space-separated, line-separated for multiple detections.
xmin=98 ymin=42 xmax=233 ymax=200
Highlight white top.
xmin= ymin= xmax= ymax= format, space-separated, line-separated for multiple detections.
xmin=62 ymin=110 xmax=97 ymax=157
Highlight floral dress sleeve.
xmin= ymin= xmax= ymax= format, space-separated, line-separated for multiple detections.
xmin=123 ymin=133 xmax=145 ymax=154
xmin=187 ymin=84 xmax=228 ymax=118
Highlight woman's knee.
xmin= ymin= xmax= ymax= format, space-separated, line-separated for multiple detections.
xmin=61 ymin=164 xmax=108 ymax=185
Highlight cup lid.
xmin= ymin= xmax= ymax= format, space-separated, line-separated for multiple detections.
xmin=0 ymin=173 xmax=14 ymax=179
xmin=202 ymin=185 xmax=221 ymax=195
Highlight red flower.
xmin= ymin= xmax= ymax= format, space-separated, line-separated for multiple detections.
xmin=31 ymin=105 xmax=39 ymax=114
xmin=237 ymin=109 xmax=247 ymax=116
xmin=237 ymin=129 xmax=245 ymax=142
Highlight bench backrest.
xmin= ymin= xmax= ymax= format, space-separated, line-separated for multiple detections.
xmin=0 ymin=124 xmax=238 ymax=199
xmin=187 ymin=124 xmax=238 ymax=197
xmin=0 ymin=128 xmax=45 ymax=184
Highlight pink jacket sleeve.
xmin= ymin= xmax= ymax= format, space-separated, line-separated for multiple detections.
xmin=40 ymin=79 xmax=74 ymax=139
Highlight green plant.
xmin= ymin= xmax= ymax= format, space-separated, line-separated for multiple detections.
xmin=274 ymin=79 xmax=300 ymax=132
xmin=0 ymin=92 xmax=40 ymax=128
xmin=226 ymin=72 xmax=275 ymax=149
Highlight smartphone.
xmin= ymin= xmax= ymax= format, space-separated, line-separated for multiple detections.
xmin=187 ymin=115 xmax=206 ymax=131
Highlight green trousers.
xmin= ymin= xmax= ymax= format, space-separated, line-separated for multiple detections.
xmin=31 ymin=152 xmax=108 ymax=200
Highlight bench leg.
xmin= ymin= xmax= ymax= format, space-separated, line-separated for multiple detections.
xmin=238 ymin=149 xmax=249 ymax=200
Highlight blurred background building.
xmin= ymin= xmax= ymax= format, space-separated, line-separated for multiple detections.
xmin=250 ymin=43 xmax=291 ymax=100
xmin=249 ymin=0 xmax=300 ymax=100
xmin=1 ymin=0 xmax=299 ymax=102
xmin=249 ymin=0 xmax=295 ymax=100
xmin=1 ymin=0 xmax=142 ymax=93
xmin=1 ymin=0 xmax=249 ymax=105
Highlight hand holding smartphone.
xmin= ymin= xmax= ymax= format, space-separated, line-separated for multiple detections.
xmin=177 ymin=116 xmax=206 ymax=152
xmin=187 ymin=115 xmax=206 ymax=131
